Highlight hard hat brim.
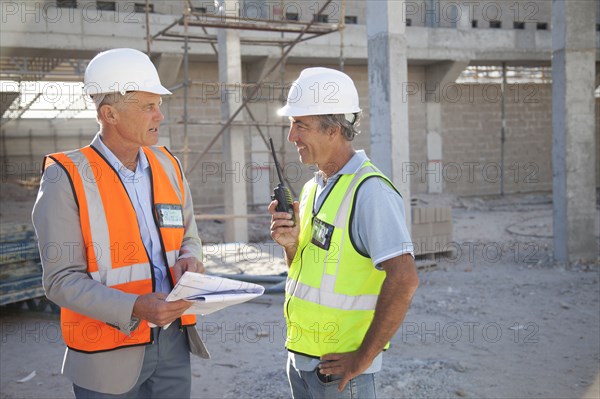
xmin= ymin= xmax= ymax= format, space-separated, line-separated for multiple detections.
xmin=277 ymin=104 xmax=361 ymax=117
xmin=145 ymin=84 xmax=172 ymax=96
xmin=83 ymin=84 xmax=172 ymax=97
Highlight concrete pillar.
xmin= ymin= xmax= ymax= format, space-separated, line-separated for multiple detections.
xmin=425 ymin=100 xmax=442 ymax=194
xmin=218 ymin=0 xmax=248 ymax=242
xmin=426 ymin=129 xmax=442 ymax=194
xmin=246 ymin=57 xmax=280 ymax=208
xmin=367 ymin=0 xmax=411 ymax=229
xmin=551 ymin=0 xmax=597 ymax=262
xmin=424 ymin=61 xmax=469 ymax=194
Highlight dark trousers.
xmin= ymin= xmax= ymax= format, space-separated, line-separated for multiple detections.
xmin=73 ymin=323 xmax=191 ymax=399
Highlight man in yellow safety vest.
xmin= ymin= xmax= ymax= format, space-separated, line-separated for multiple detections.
xmin=269 ymin=67 xmax=419 ymax=398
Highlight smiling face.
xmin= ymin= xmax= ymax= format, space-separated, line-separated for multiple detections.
xmin=287 ymin=115 xmax=332 ymax=166
xmin=287 ymin=115 xmax=358 ymax=179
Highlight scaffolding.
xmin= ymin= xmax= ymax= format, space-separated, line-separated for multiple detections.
xmin=146 ymin=0 xmax=344 ymax=189
xmin=143 ymin=0 xmax=348 ymax=277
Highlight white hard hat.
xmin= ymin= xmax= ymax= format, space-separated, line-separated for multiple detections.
xmin=278 ymin=67 xmax=361 ymax=117
xmin=83 ymin=48 xmax=171 ymax=97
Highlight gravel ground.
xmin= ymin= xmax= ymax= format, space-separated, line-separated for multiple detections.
xmin=1 ymin=182 xmax=598 ymax=398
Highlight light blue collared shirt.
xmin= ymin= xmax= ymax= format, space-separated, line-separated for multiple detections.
xmin=95 ymin=134 xmax=171 ymax=293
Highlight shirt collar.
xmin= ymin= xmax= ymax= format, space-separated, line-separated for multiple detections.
xmin=314 ymin=150 xmax=369 ymax=187
xmin=94 ymin=132 xmax=149 ymax=178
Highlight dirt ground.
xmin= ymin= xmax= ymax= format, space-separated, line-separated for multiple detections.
xmin=1 ymin=180 xmax=599 ymax=399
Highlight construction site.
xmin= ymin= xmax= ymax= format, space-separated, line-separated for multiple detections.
xmin=1 ymin=0 xmax=599 ymax=398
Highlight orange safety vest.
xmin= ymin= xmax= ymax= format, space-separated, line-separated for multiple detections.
xmin=43 ymin=145 xmax=196 ymax=353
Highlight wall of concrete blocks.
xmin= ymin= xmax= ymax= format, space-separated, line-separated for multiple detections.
xmin=0 ymin=119 xmax=98 ymax=183
xmin=1 ymin=62 xmax=596 ymax=209
xmin=162 ymin=62 xmax=563 ymax=207
xmin=441 ymin=83 xmax=554 ymax=196
xmin=161 ymin=62 xmax=388 ymax=209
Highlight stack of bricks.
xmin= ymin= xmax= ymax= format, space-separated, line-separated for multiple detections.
xmin=411 ymin=207 xmax=453 ymax=256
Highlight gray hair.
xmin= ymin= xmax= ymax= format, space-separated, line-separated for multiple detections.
xmin=91 ymin=92 xmax=130 ymax=125
xmin=91 ymin=92 xmax=129 ymax=110
xmin=316 ymin=113 xmax=361 ymax=141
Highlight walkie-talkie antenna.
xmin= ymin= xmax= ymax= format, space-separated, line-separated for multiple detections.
xmin=268 ymin=137 xmax=295 ymax=225
xmin=269 ymin=138 xmax=285 ymax=185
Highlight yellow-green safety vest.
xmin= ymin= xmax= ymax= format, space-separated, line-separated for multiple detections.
xmin=284 ymin=161 xmax=397 ymax=357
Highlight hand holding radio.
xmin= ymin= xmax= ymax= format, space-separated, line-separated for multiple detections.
xmin=268 ymin=199 xmax=300 ymax=264
xmin=268 ymin=138 xmax=300 ymax=263
xmin=269 ymin=138 xmax=295 ymax=227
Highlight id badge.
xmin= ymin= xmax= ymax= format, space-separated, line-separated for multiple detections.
xmin=155 ymin=204 xmax=184 ymax=228
xmin=311 ymin=217 xmax=334 ymax=250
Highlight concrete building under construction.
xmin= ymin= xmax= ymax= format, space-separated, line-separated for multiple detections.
xmin=1 ymin=0 xmax=598 ymax=261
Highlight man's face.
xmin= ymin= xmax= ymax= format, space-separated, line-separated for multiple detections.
xmin=113 ymin=91 xmax=164 ymax=148
xmin=287 ymin=115 xmax=330 ymax=166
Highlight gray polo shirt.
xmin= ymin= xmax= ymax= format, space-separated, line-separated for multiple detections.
xmin=289 ymin=150 xmax=414 ymax=374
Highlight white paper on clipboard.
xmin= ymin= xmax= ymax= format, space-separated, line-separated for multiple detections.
xmin=166 ymin=272 xmax=265 ymax=316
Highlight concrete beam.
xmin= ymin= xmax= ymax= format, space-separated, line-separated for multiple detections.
xmin=367 ymin=0 xmax=411 ymax=230
xmin=0 ymin=4 xmax=559 ymax=66
xmin=424 ymin=60 xmax=470 ymax=101
xmin=552 ymin=0 xmax=597 ymax=262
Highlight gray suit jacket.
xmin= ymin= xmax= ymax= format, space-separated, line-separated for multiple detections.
xmin=32 ymin=135 xmax=209 ymax=394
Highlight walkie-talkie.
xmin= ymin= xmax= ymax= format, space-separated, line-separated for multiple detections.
xmin=269 ymin=138 xmax=295 ymax=226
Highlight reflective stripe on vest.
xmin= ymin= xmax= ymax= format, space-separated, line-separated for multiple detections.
xmin=43 ymin=145 xmax=196 ymax=353
xmin=285 ymin=162 xmax=394 ymax=357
